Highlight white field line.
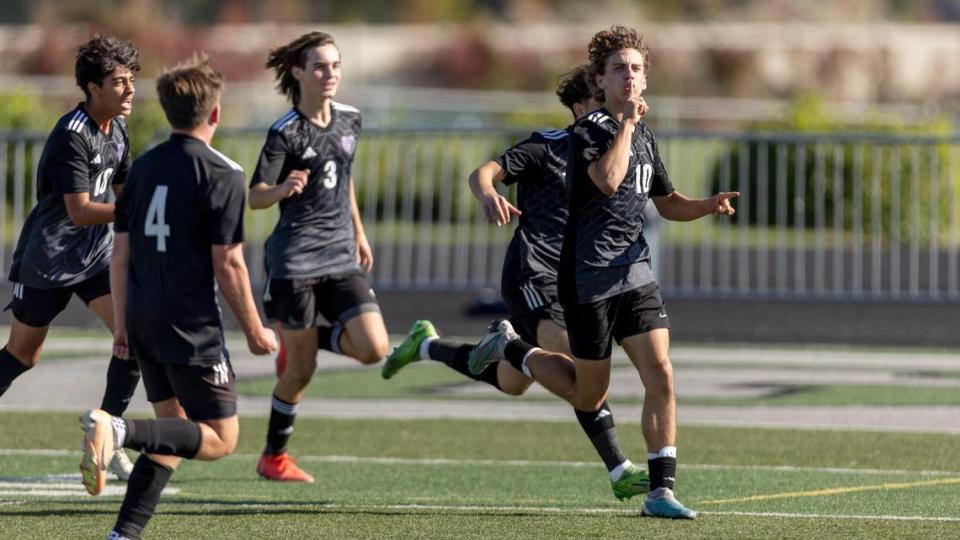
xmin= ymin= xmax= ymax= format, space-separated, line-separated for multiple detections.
xmin=138 ymin=501 xmax=960 ymax=523
xmin=3 ymin=448 xmax=960 ymax=478
xmin=0 ymin=473 xmax=179 ymax=498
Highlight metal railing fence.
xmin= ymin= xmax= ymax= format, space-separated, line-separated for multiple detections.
xmin=2 ymin=128 xmax=958 ymax=301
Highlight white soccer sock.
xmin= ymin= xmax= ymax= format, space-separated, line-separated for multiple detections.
xmin=519 ymin=347 xmax=541 ymax=377
xmin=420 ymin=336 xmax=438 ymax=360
xmin=647 ymin=446 xmax=677 ymax=460
xmin=609 ymin=459 xmax=634 ymax=481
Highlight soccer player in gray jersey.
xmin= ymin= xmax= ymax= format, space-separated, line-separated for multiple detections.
xmin=81 ymin=54 xmax=277 ymax=540
xmin=250 ymin=32 xmax=389 ymax=483
xmin=383 ymin=65 xmax=649 ymax=501
xmin=0 ymin=35 xmax=141 ymax=480
xmin=561 ymin=26 xmax=737 ymax=519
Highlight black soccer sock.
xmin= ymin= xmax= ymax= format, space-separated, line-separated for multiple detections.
xmin=100 ymin=356 xmax=140 ymax=416
xmin=574 ymin=402 xmax=628 ymax=472
xmin=649 ymin=455 xmax=678 ymax=492
xmin=316 ymin=324 xmax=344 ymax=355
xmin=265 ymin=394 xmax=298 ymax=455
xmin=0 ymin=347 xmax=29 ymax=397
xmin=503 ymin=339 xmax=536 ymax=375
xmin=113 ymin=454 xmax=174 ymax=540
xmin=427 ymin=340 xmax=501 ymax=390
xmin=123 ymin=418 xmax=203 ymax=458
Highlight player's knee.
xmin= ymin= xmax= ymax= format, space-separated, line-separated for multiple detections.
xmin=640 ymin=359 xmax=674 ymax=397
xmin=353 ymin=336 xmax=388 ymax=365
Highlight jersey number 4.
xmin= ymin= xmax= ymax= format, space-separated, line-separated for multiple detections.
xmin=145 ymin=185 xmax=171 ymax=252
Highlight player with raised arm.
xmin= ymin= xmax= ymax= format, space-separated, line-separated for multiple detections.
xmin=559 ymin=26 xmax=736 ymax=519
xmin=78 ymin=54 xmax=277 ymax=540
xmin=250 ymin=31 xmax=389 ymax=483
xmin=0 ymin=34 xmax=141 ymax=480
xmin=382 ymin=66 xmax=649 ymax=501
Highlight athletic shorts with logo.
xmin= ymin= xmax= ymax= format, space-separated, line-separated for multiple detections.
xmin=5 ymin=269 xmax=110 ymax=328
xmin=501 ymin=275 xmax=565 ymax=345
xmin=137 ymin=354 xmax=237 ymax=421
xmin=561 ymin=282 xmax=670 ymax=360
xmin=263 ymin=270 xmax=380 ymax=329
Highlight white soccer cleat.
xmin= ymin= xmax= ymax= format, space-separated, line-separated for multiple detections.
xmin=79 ymin=409 xmax=115 ymax=496
xmin=467 ymin=320 xmax=519 ymax=375
xmin=108 ymin=448 xmax=135 ymax=481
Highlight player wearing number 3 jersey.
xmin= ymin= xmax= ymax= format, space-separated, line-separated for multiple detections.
xmin=249 ymin=31 xmax=389 ymax=483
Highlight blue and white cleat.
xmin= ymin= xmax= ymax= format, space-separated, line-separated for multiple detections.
xmin=641 ymin=488 xmax=698 ymax=519
xmin=467 ymin=320 xmax=518 ymax=375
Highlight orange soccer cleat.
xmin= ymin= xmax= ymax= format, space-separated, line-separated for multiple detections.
xmin=256 ymin=452 xmax=315 ymax=483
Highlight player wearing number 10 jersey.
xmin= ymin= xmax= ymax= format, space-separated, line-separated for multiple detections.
xmin=250 ymin=31 xmax=389 ymax=482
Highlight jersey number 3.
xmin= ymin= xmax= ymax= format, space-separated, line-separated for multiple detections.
xmin=145 ymin=185 xmax=171 ymax=252
xmin=321 ymin=160 xmax=338 ymax=189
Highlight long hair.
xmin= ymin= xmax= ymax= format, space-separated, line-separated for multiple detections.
xmin=266 ymin=32 xmax=337 ymax=105
xmin=586 ymin=26 xmax=649 ymax=102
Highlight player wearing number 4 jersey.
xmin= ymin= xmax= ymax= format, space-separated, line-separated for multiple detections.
xmin=250 ymin=32 xmax=389 ymax=483
xmin=84 ymin=53 xmax=277 ymax=540
xmin=0 ymin=34 xmax=141 ymax=481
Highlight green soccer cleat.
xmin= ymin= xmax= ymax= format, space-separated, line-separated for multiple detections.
xmin=467 ymin=320 xmax=518 ymax=375
xmin=641 ymin=488 xmax=698 ymax=519
xmin=382 ymin=320 xmax=437 ymax=379
xmin=611 ymin=464 xmax=650 ymax=501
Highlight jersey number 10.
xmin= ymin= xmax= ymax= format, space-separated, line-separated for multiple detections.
xmin=145 ymin=185 xmax=171 ymax=252
xmin=635 ymin=163 xmax=653 ymax=195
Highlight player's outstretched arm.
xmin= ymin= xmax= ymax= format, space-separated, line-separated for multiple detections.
xmin=248 ymin=169 xmax=308 ymax=209
xmin=468 ymin=161 xmax=519 ymax=226
xmin=212 ymin=243 xmax=278 ymax=355
xmin=109 ymin=232 xmax=130 ymax=359
xmin=652 ymin=190 xmax=740 ymax=222
xmin=64 ymin=192 xmax=116 ymax=226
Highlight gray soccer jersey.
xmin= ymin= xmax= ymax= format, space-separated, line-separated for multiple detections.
xmin=496 ymin=128 xmax=569 ymax=288
xmin=251 ymin=104 xmax=362 ymax=279
xmin=563 ymin=108 xmax=674 ymax=303
xmin=8 ymin=104 xmax=130 ymax=288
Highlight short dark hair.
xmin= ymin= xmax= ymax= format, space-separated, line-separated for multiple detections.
xmin=75 ymin=34 xmax=141 ymax=98
xmin=266 ymin=32 xmax=338 ymax=105
xmin=156 ymin=53 xmax=225 ymax=130
xmin=586 ymin=25 xmax=650 ymax=101
xmin=556 ymin=64 xmax=592 ymax=113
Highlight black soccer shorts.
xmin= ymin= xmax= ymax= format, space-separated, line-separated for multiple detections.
xmin=263 ymin=271 xmax=380 ymax=329
xmin=501 ymin=276 xmax=565 ymax=346
xmin=137 ymin=354 xmax=237 ymax=421
xmin=5 ymin=269 xmax=111 ymax=328
xmin=562 ymin=282 xmax=671 ymax=360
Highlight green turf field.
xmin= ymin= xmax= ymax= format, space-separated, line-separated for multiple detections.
xmin=235 ymin=362 xmax=960 ymax=407
xmin=1 ymin=412 xmax=958 ymax=539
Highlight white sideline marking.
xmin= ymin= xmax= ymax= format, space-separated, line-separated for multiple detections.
xmin=0 ymin=473 xmax=178 ymax=498
xmin=155 ymin=502 xmax=960 ymax=523
xmin=2 ymin=449 xmax=960 ymax=477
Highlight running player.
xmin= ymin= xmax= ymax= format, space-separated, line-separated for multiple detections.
xmin=560 ymin=26 xmax=736 ymax=519
xmin=80 ymin=53 xmax=277 ymax=540
xmin=382 ymin=65 xmax=649 ymax=501
xmin=0 ymin=34 xmax=141 ymax=479
xmin=251 ymin=31 xmax=389 ymax=482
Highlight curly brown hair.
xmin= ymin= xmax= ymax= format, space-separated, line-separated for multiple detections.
xmin=555 ymin=64 xmax=592 ymax=113
xmin=75 ymin=34 xmax=141 ymax=98
xmin=266 ymin=32 xmax=338 ymax=105
xmin=586 ymin=25 xmax=649 ymax=101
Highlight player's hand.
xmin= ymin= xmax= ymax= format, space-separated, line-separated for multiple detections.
xmin=112 ymin=329 xmax=130 ymax=360
xmin=709 ymin=191 xmax=740 ymax=216
xmin=623 ymin=97 xmax=648 ymax=125
xmin=281 ymin=169 xmax=309 ymax=198
xmin=481 ymin=193 xmax=521 ymax=226
xmin=356 ymin=233 xmax=374 ymax=272
xmin=248 ymin=326 xmax=279 ymax=356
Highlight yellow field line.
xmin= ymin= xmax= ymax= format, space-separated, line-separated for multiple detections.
xmin=700 ymin=477 xmax=960 ymax=505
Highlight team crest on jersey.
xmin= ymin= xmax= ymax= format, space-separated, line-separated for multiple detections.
xmin=341 ymin=135 xmax=356 ymax=154
xmin=115 ymin=141 xmax=126 ymax=158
